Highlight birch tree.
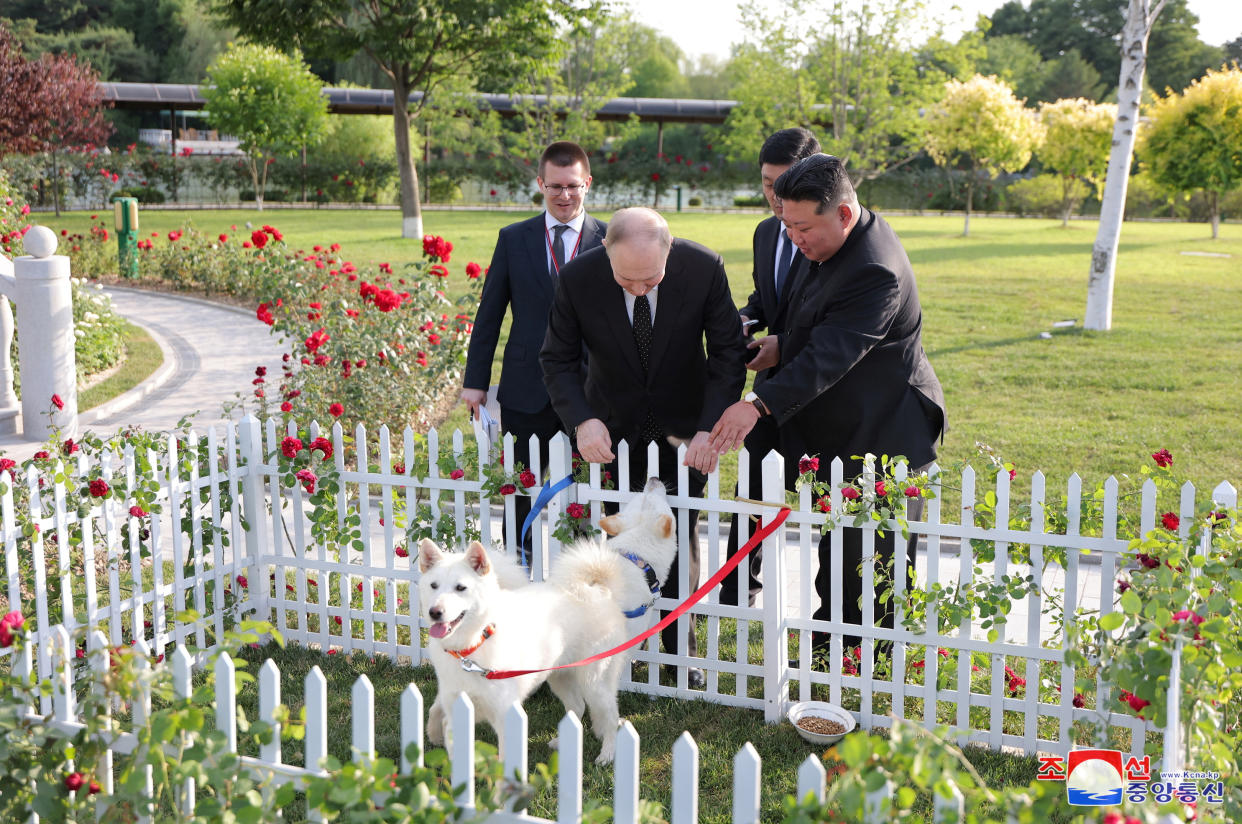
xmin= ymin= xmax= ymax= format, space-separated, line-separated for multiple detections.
xmin=1084 ymin=0 xmax=1166 ymax=331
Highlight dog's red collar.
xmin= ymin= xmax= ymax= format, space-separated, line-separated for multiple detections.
xmin=446 ymin=623 xmax=496 ymax=659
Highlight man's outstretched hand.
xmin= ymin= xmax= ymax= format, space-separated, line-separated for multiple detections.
xmin=708 ymin=401 xmax=761 ymax=455
xmin=575 ymin=418 xmax=615 ymax=463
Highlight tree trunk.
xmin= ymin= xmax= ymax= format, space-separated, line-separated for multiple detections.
xmin=1210 ymin=190 xmax=1219 ymax=239
xmin=963 ymin=177 xmax=973 ymax=237
xmin=1085 ymin=0 xmax=1165 ymax=331
xmin=52 ymin=148 xmax=61 ymax=217
xmin=392 ymin=72 xmax=424 ymax=240
xmin=1061 ymin=177 xmax=1072 ymax=227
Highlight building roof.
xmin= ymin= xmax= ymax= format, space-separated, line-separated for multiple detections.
xmin=99 ymin=82 xmax=738 ymax=124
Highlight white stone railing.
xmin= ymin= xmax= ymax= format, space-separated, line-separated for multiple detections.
xmin=0 ymin=225 xmax=78 ymax=440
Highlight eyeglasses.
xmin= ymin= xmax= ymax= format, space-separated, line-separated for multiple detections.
xmin=543 ymin=183 xmax=587 ymax=196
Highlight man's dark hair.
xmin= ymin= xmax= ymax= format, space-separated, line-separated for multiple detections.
xmin=758 ymin=128 xmax=821 ymax=167
xmin=539 ymin=141 xmax=591 ymax=177
xmin=773 ymin=153 xmax=856 ymax=214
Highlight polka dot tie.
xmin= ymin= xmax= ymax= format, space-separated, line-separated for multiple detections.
xmin=633 ymin=294 xmax=662 ymax=442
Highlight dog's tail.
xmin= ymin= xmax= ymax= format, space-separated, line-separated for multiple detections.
xmin=548 ymin=542 xmax=627 ymax=604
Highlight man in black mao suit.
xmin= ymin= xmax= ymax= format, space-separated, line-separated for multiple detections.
xmin=721 ymin=127 xmax=821 ymax=608
xmin=541 ymin=207 xmax=748 ymax=686
xmin=710 ymin=154 xmax=946 ymax=658
xmin=462 ymin=142 xmax=606 ymax=558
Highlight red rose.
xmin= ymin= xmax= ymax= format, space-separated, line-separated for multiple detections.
xmin=0 ymin=610 xmax=25 ymax=647
xmin=305 ymin=328 xmax=330 ymax=352
xmin=1072 ymin=693 xmax=1085 ymax=708
xmin=1171 ymin=609 xmax=1204 ymax=626
xmin=309 ymin=437 xmax=332 ymax=460
xmin=904 ymin=486 xmax=921 ymax=498
xmin=798 ymin=456 xmax=819 ymax=474
xmin=374 ymin=288 xmax=402 ymax=312
xmin=429 ymin=264 xmax=449 ymax=278
xmin=1121 ymin=691 xmax=1150 ymax=713
xmin=519 ymin=469 xmax=537 ymax=488
xmin=129 ymin=505 xmax=146 ymax=518
xmin=499 ymin=483 xmax=517 ymax=495
xmin=1161 ymin=512 xmax=1179 ymax=531
xmin=280 ymin=401 xmax=293 ymax=413
xmin=841 ymin=487 xmax=860 ymax=500
xmin=295 ymin=468 xmax=317 ymax=494
xmin=566 ymin=502 xmax=585 ymax=518
xmin=0 ymin=458 xmax=14 ymax=474
xmin=875 ymin=481 xmax=887 ymax=497
xmin=1135 ymin=553 xmax=1161 ymax=570
xmin=88 ymin=779 xmax=101 ymax=795
xmin=329 ymin=403 xmax=344 ymax=417
xmin=236 ymin=574 xmax=248 ymax=588
xmin=33 ymin=451 xmax=49 ymax=460
xmin=1008 ymin=468 xmax=1017 ymax=481
xmin=466 ymin=262 xmax=482 ymax=279
xmin=88 ymin=478 xmax=110 ymax=498
xmin=816 ymin=496 xmax=831 ymax=513
xmin=51 ymin=393 xmax=64 ymax=410
xmin=1117 ymin=578 xmax=1131 ymax=593
xmin=219 ymin=233 xmax=228 ymax=243
xmin=251 ymin=230 xmax=268 ymax=248
xmin=63 ymin=438 xmax=79 ymax=455
xmin=395 ymin=544 xmax=409 ymax=558
xmin=450 ymin=468 xmax=465 ymax=480
xmin=64 ymin=772 xmax=85 ymax=792
xmin=281 ymin=436 xmax=303 ymax=459
xmin=651 ymin=172 xmax=660 ymax=182
xmin=1151 ymin=448 xmax=1173 ymax=467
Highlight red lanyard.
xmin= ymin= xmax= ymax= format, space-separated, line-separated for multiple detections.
xmin=545 ymin=223 xmax=584 ymax=276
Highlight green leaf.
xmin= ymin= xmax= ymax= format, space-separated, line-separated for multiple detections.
xmin=1119 ymin=589 xmax=1141 ymax=615
xmin=1098 ymin=611 xmax=1125 ymax=631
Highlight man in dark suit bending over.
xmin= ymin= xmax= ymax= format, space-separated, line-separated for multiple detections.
xmin=462 ymin=142 xmax=607 ymax=558
xmin=541 ymin=207 xmax=748 ymax=687
xmin=721 ymin=127 xmax=821 ymax=608
xmin=709 ymin=154 xmax=946 ymax=658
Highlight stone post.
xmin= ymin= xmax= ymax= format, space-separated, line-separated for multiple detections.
xmin=3 ymin=226 xmax=78 ymax=439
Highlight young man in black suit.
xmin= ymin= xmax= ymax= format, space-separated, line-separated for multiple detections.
xmin=720 ymin=127 xmax=821 ymax=608
xmin=462 ymin=142 xmax=607 ymax=559
xmin=541 ymin=207 xmax=748 ymax=687
xmin=709 ymin=154 xmax=946 ymax=659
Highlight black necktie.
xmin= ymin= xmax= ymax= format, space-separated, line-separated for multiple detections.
xmin=550 ymin=224 xmax=568 ymax=278
xmin=775 ymin=236 xmax=794 ymax=298
xmin=633 ymin=295 xmax=662 ymax=442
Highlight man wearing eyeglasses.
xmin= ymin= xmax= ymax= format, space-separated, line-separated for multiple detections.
xmin=462 ymin=141 xmax=607 ymax=561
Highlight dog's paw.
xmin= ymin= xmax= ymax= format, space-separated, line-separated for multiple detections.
xmin=547 ymin=735 xmax=559 ymax=751
xmin=427 ymin=705 xmax=446 ymax=746
xmin=594 ymin=746 xmax=615 ymax=765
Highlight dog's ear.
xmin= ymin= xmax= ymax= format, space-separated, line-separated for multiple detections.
xmin=465 ymin=541 xmax=491 ymax=576
xmin=658 ymin=514 xmax=673 ymax=539
xmin=599 ymin=514 xmax=622 ymax=536
xmin=418 ymin=538 xmax=442 ymax=573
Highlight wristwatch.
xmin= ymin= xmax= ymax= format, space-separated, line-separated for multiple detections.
xmin=743 ymin=391 xmax=769 ymax=416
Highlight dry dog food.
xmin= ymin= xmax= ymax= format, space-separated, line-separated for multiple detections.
xmin=797 ymin=716 xmax=847 ymax=735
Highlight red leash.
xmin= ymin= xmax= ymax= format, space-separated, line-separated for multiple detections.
xmin=481 ymin=506 xmax=792 ymax=680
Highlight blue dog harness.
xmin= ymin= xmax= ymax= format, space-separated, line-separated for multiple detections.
xmin=621 ymin=552 xmax=662 ymax=618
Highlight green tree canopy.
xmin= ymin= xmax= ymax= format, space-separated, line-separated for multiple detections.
xmin=201 ymin=43 xmax=329 ymax=209
xmin=1141 ymin=66 xmax=1242 ymax=238
xmin=213 ymin=0 xmax=603 ymax=239
xmin=924 ymin=73 xmax=1044 ymax=235
xmin=1037 ymin=97 xmax=1117 ymax=223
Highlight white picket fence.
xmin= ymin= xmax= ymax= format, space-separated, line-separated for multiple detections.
xmin=3 ymin=414 xmax=1236 ymax=770
xmin=19 ymin=624 xmax=979 ymax=822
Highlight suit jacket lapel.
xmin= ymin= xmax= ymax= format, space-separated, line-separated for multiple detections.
xmin=601 ymin=265 xmax=645 ymax=381
xmin=524 ymin=216 xmax=554 ymax=299
xmin=578 ymin=215 xmax=603 ymax=253
xmin=758 ymin=218 xmax=780 ymax=320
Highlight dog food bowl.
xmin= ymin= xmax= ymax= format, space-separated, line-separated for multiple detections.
xmin=786 ymin=700 xmax=857 ymax=746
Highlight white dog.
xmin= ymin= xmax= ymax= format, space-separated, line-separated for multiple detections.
xmin=419 ymin=478 xmax=676 ymax=764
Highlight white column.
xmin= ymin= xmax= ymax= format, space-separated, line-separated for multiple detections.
xmin=11 ymin=226 xmax=77 ymax=440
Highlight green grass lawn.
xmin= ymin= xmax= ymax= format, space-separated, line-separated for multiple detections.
xmin=78 ymin=320 xmax=164 ymax=412
xmin=34 ymin=207 xmax=1242 ymax=491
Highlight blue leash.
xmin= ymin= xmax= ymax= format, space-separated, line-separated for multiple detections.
xmin=518 ymin=472 xmax=575 ymax=569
